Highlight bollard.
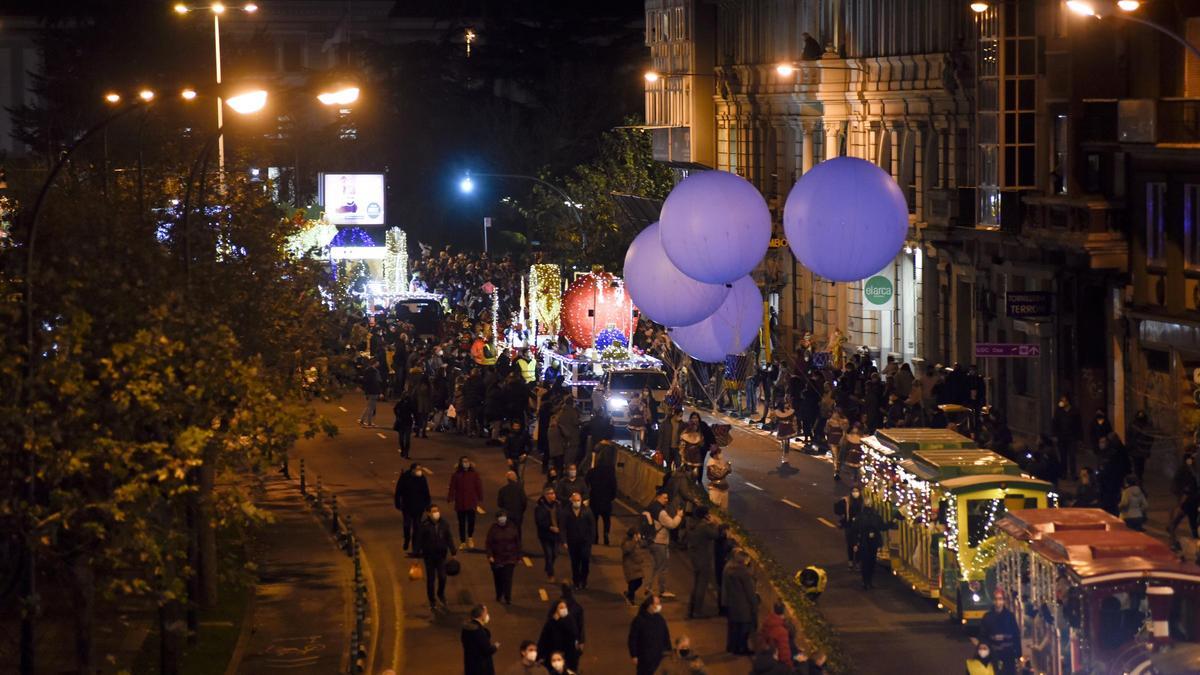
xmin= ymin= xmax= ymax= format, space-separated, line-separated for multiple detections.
xmin=330 ymin=494 xmax=340 ymax=535
xmin=314 ymin=477 xmax=323 ymax=509
xmin=298 ymin=459 xmax=306 ymax=494
xmin=281 ymin=452 xmax=290 ymax=478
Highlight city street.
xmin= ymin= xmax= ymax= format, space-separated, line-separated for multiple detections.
xmin=687 ymin=412 xmax=971 ymax=674
xmin=291 ymin=397 xmax=742 ymax=674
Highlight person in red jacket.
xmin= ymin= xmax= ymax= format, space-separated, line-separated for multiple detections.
xmin=760 ymin=602 xmax=792 ymax=664
xmin=485 ymin=509 xmax=522 ymax=605
xmin=449 ymin=455 xmax=485 ymax=548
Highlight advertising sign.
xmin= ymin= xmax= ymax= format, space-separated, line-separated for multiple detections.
xmin=1005 ymin=291 xmax=1053 ymax=318
xmin=861 ymin=274 xmax=895 ymax=311
xmin=974 ymin=343 xmax=1042 ymax=358
xmin=322 ymin=173 xmax=385 ymax=225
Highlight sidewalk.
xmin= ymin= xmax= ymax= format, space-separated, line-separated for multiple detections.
xmin=229 ymin=473 xmax=353 ymax=674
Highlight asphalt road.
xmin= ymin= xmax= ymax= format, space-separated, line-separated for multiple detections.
xmin=291 ymin=397 xmax=744 ymax=675
xmin=684 ymin=411 xmax=974 ymax=674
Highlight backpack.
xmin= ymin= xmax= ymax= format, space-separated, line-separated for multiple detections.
xmin=639 ymin=505 xmax=661 ymax=544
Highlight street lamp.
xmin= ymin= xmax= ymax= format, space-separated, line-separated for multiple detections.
xmin=970 ymin=2 xmax=989 ymax=12
xmin=316 ymin=86 xmax=360 ymax=106
xmin=104 ymin=92 xmax=122 ymax=104
xmin=1065 ymin=0 xmax=1200 ymax=62
xmin=459 ymin=175 xmax=475 ymax=193
xmin=225 ymin=89 xmax=267 ymax=114
xmin=457 ymin=171 xmax=585 ymax=250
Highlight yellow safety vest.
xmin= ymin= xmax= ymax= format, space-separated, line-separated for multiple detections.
xmin=965 ymin=659 xmax=995 ymax=675
xmin=517 ymin=358 xmax=536 ymax=383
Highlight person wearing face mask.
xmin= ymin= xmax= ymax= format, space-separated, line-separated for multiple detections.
xmin=395 ymin=463 xmax=431 ymax=554
xmin=505 ymin=640 xmax=541 ymax=675
xmin=537 ymin=601 xmax=580 ymax=673
xmin=627 ymin=594 xmax=671 ymax=675
xmin=497 ymin=470 xmax=529 ymax=543
xmin=833 ymin=487 xmax=863 ymax=569
xmin=551 ymin=584 xmax=586 ymax=656
xmin=545 ymin=651 xmax=576 ymax=675
xmin=535 ymin=487 xmax=562 ymax=582
xmin=416 ymin=504 xmax=456 ymax=611
xmin=965 ymin=643 xmax=995 ymax=675
xmin=449 ymin=455 xmax=484 ymax=549
xmin=975 ymin=589 xmax=1019 ymax=675
xmin=461 ymin=603 xmax=499 ymax=675
xmin=485 ymin=509 xmax=521 ymax=605
xmin=561 ymin=491 xmax=596 ymax=590
xmin=556 ymin=464 xmax=589 ymax=508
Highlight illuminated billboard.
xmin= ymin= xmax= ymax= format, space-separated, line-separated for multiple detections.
xmin=322 ymin=173 xmax=385 ymax=225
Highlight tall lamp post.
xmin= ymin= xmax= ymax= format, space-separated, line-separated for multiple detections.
xmin=1065 ymin=0 xmax=1200 ymax=61
xmin=173 ymin=2 xmax=259 ymax=183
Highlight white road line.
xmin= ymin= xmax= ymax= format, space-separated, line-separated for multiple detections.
xmin=338 ymin=406 xmax=348 ymax=412
xmin=375 ymin=432 xmax=387 ymax=440
xmin=743 ymin=481 xmax=764 ymax=491
xmin=538 ymin=588 xmax=549 ymax=602
xmin=817 ymin=517 xmax=838 ymax=529
xmin=782 ymin=498 xmax=803 ymax=510
xmin=523 ymin=556 xmax=533 ymax=568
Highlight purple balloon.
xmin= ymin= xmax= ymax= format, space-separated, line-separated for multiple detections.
xmin=783 ymin=157 xmax=908 ymax=282
xmin=624 ymin=223 xmax=730 ymax=327
xmin=659 ymin=170 xmax=771 ymax=284
xmin=667 ymin=276 xmax=762 ymax=363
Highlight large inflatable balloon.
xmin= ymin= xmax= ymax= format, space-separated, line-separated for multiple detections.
xmin=623 ymin=223 xmax=730 ymax=327
xmin=659 ymin=170 xmax=771 ymax=285
xmin=783 ymin=156 xmax=908 ymax=282
xmin=559 ymin=271 xmax=635 ymax=349
xmin=667 ymin=276 xmax=763 ymax=363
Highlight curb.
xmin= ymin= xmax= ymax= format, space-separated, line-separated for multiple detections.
xmin=222 ymin=586 xmax=257 ymax=675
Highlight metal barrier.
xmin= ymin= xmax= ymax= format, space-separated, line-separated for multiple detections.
xmin=286 ymin=456 xmax=370 ymax=674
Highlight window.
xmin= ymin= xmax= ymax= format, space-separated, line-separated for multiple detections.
xmin=1146 ymin=349 xmax=1170 ymax=373
xmin=1186 ymin=184 xmax=1200 ymax=270
xmin=1146 ymin=182 xmax=1166 ymax=265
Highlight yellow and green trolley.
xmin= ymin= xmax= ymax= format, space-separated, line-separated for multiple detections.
xmin=859 ymin=428 xmax=1057 ymax=621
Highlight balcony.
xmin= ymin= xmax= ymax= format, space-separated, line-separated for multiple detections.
xmin=1075 ymin=98 xmax=1200 ymax=145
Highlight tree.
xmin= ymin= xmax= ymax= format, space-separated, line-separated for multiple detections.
xmin=523 ymin=127 xmax=674 ymax=270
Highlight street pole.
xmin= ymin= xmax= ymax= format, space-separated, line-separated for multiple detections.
xmin=483 ymin=216 xmax=491 ymax=254
xmin=213 ymin=12 xmax=225 ymax=192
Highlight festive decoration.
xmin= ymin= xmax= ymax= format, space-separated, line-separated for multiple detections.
xmin=594 ymin=326 xmax=628 ymax=352
xmin=659 ymin=170 xmax=772 ymax=284
xmin=382 ymin=227 xmax=408 ymax=294
xmin=491 ymin=289 xmax=500 ymax=349
xmin=560 ymin=270 xmax=634 ymax=349
xmin=667 ymin=275 xmax=762 ymax=363
xmin=285 ymin=216 xmax=338 ymax=258
xmin=783 ymin=156 xmax=909 ymax=282
xmin=623 ymin=222 xmax=730 ymax=326
xmin=529 ymin=264 xmax=562 ymax=337
xmin=600 ymin=343 xmax=631 ymax=361
xmin=329 ymin=226 xmax=376 ymax=248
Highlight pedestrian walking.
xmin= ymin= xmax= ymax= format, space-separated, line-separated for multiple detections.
xmin=395 ymin=463 xmax=431 ymax=554
xmin=552 ymin=584 xmax=586 ymax=656
xmin=462 ymin=604 xmax=499 ymax=675
xmin=551 ymin=398 xmax=581 ymax=474
xmin=704 ymin=446 xmax=732 ymax=510
xmin=685 ymin=506 xmax=721 ymax=619
xmin=417 ymin=504 xmax=456 ymax=610
xmin=1052 ymin=394 xmax=1082 ymax=477
xmin=1118 ymin=475 xmax=1148 ymax=531
xmin=535 ymin=486 xmax=562 ymax=582
xmin=721 ymin=549 xmax=758 ymax=655
xmin=392 ymin=395 xmax=416 ymax=458
xmin=504 ymin=640 xmax=541 ymax=675
xmin=562 ymin=491 xmax=595 ymax=589
xmin=1169 ymin=453 xmax=1200 ymax=543
xmin=833 ymin=488 xmax=863 ymax=568
xmin=769 ymin=400 xmax=796 ymax=464
xmin=628 ymin=594 xmax=671 ymax=675
xmin=537 ymin=600 xmax=581 ymax=673
xmin=449 ymin=455 xmax=484 ymax=549
xmin=853 ymin=506 xmax=886 ymax=589
xmin=556 ymin=464 xmax=589 ymax=506
xmin=359 ymin=359 xmax=383 ymax=426
xmin=621 ymin=527 xmax=648 ymax=605
xmin=485 ymin=509 xmax=521 ymax=605
xmin=628 ymin=391 xmax=648 ymax=455
xmin=497 ymin=470 xmax=528 ymax=541
xmin=585 ymin=456 xmax=616 ymax=545
xmin=644 ymin=489 xmax=683 ymax=598
xmin=503 ymin=420 xmax=532 ymax=480
xmin=545 ymin=651 xmax=576 ymax=675
xmin=1127 ymin=410 xmax=1155 ymax=481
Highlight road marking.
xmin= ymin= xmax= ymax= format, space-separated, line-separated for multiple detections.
xmin=338 ymin=406 xmax=348 ymax=412
xmin=523 ymin=556 xmax=533 ymax=567
xmin=375 ymin=432 xmax=387 ymax=440
xmin=538 ymin=588 xmax=548 ymax=602
xmin=817 ymin=517 xmax=838 ymax=529
xmin=782 ymin=498 xmax=803 ymax=510
xmin=743 ymin=481 xmax=764 ymax=491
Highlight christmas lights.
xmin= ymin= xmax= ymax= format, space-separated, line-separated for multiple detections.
xmin=382 ymin=227 xmax=408 ymax=294
xmin=594 ymin=326 xmax=628 ymax=352
xmin=530 ymin=264 xmax=562 ymax=338
xmin=561 ymin=270 xmax=634 ymax=349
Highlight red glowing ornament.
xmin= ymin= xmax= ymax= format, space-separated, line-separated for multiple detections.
xmin=559 ymin=271 xmax=635 ymax=349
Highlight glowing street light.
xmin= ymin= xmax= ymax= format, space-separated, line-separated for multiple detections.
xmin=174 ymin=3 xmax=189 ymax=13
xmin=181 ymin=88 xmax=198 ymax=100
xmin=459 ymin=175 xmax=475 ymax=194
xmin=970 ymin=2 xmax=989 ymax=12
xmin=1117 ymin=0 xmax=1140 ymax=10
xmin=775 ymin=63 xmax=796 ymax=76
xmin=1064 ymin=0 xmax=1200 ymax=62
xmin=211 ymin=2 xmax=226 ymax=14
xmin=244 ymin=2 xmax=258 ymax=11
xmin=317 ymin=86 xmax=360 ymax=106
xmin=104 ymin=92 xmax=121 ymax=104
xmin=1066 ymin=0 xmax=1096 ymax=15
xmin=226 ymin=89 xmax=267 ymax=114
xmin=138 ymin=89 xmax=156 ymax=102
xmin=643 ymin=71 xmax=660 ymax=83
